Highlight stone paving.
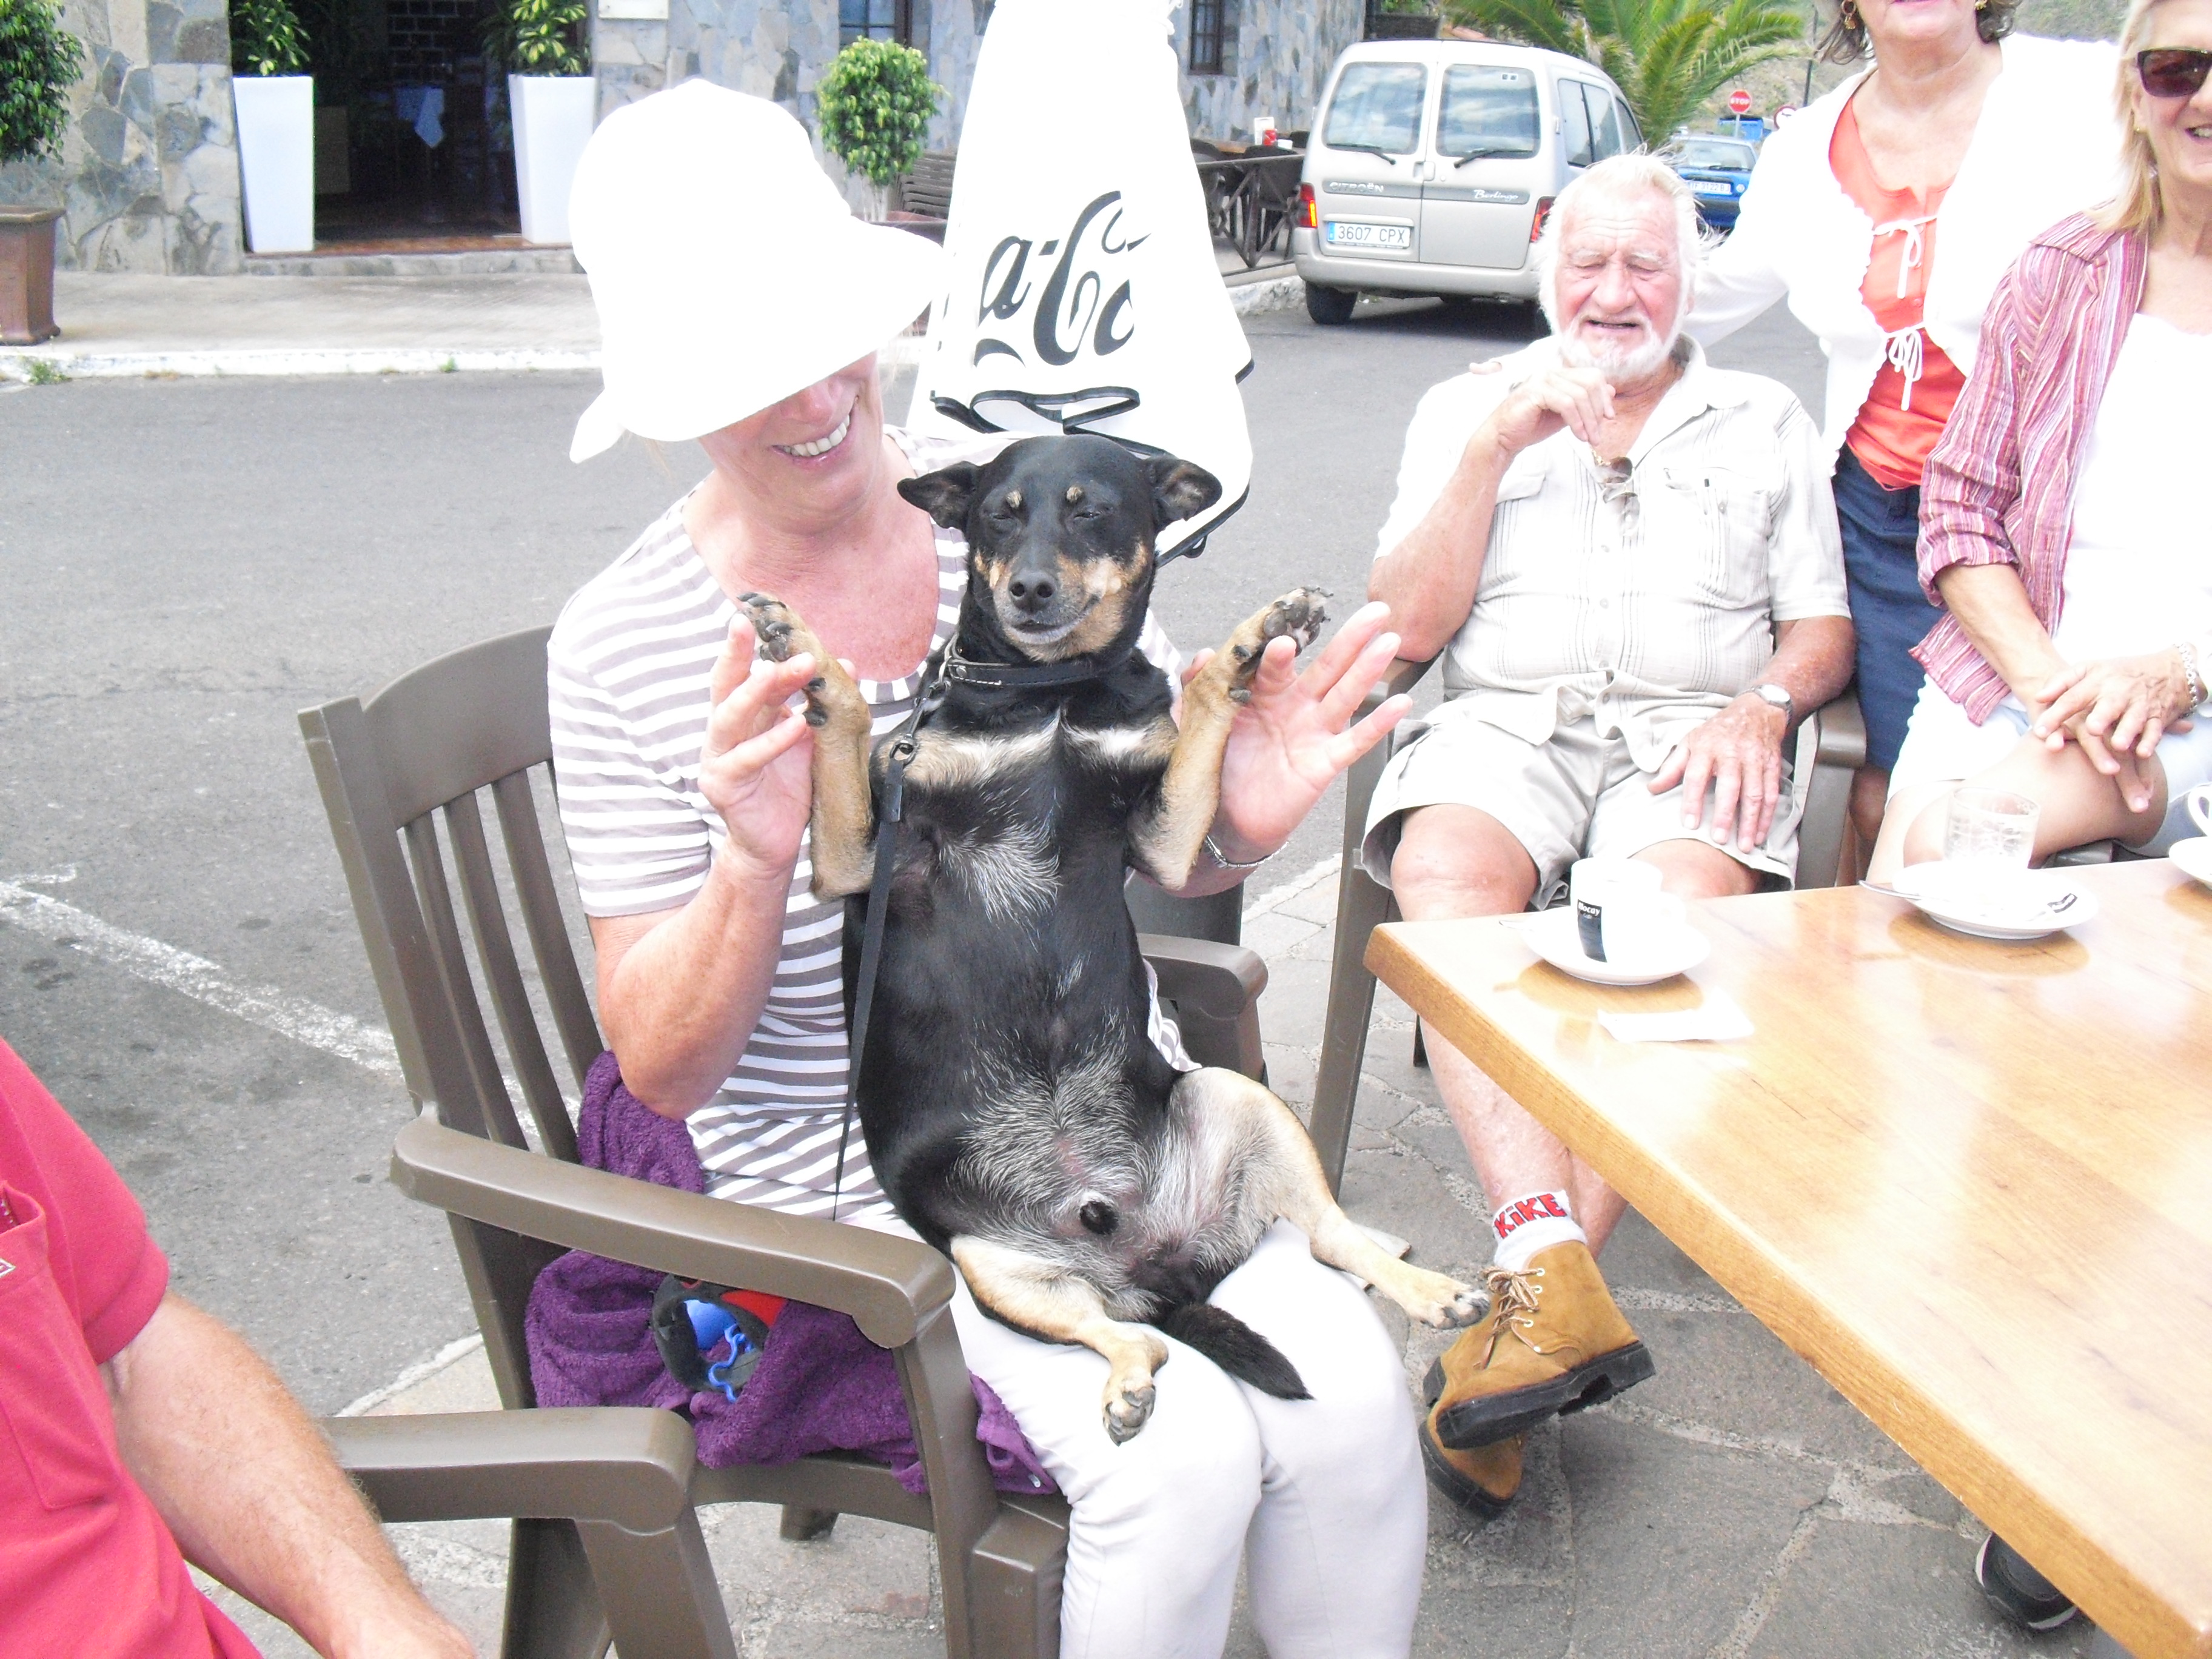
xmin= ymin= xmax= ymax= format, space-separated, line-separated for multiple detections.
xmin=202 ymin=861 xmax=2104 ymax=1658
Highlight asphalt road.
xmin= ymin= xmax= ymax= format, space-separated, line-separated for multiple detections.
xmin=0 ymin=296 xmax=1825 ymax=1411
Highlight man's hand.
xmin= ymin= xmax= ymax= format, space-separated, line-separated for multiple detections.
xmin=1475 ymin=358 xmax=1617 ymax=459
xmin=1649 ymin=694 xmax=1790 ymax=852
xmin=2029 ymin=652 xmax=2193 ymax=814
xmin=1185 ymin=601 xmax=1412 ymax=864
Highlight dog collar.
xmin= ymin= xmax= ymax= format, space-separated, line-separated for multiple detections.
xmin=940 ymin=641 xmax=1136 ymax=690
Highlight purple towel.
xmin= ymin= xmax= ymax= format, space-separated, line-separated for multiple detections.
xmin=525 ymin=1053 xmax=1055 ymax=1498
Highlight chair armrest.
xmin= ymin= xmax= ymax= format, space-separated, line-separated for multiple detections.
xmin=327 ymin=1407 xmax=695 ymax=1532
xmin=1811 ymin=691 xmax=1866 ymax=773
xmin=1368 ymin=654 xmax=1437 ymax=716
xmin=390 ymin=1114 xmax=952 ymax=1347
xmin=1139 ymin=936 xmax=1266 ymax=1017
xmin=1141 ymin=935 xmax=1268 ymax=1079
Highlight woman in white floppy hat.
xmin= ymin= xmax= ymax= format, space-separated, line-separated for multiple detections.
xmin=548 ymin=80 xmax=1430 ymax=1659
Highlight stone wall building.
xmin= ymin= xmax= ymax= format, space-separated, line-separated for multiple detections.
xmin=2 ymin=0 xmax=1364 ymax=271
xmin=0 ymin=0 xmax=245 ymax=272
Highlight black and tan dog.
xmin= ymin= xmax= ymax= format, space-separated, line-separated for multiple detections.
xmin=737 ymin=434 xmax=1486 ymax=1442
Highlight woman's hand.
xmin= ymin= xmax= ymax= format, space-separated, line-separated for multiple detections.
xmin=700 ymin=618 xmax=820 ymax=879
xmin=2028 ymin=651 xmax=2193 ymax=813
xmin=1195 ymin=601 xmax=1413 ymax=861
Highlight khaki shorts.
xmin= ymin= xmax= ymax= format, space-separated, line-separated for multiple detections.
xmin=1360 ymin=705 xmax=1805 ymax=906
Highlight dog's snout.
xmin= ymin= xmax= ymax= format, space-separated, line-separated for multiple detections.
xmin=1007 ymin=569 xmax=1057 ymax=609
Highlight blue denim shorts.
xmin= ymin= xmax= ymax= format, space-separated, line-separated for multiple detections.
xmin=1833 ymin=447 xmax=1942 ymax=773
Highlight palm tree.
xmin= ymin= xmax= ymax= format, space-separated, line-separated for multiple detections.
xmin=1443 ymin=0 xmax=1805 ymax=144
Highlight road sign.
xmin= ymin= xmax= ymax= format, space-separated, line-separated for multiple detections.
xmin=1728 ymin=88 xmax=1754 ymax=115
xmin=1774 ymin=103 xmax=1800 ymax=122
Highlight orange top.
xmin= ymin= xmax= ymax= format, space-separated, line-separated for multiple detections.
xmin=1829 ymin=97 xmax=1967 ymax=490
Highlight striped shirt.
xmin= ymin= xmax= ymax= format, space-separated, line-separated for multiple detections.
xmin=1915 ymin=215 xmax=2150 ymax=723
xmin=1374 ymin=338 xmax=1851 ymax=772
xmin=548 ymin=427 xmax=1182 ymax=1218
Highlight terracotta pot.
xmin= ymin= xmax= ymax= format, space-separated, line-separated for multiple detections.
xmin=0 ymin=207 xmax=62 ymax=346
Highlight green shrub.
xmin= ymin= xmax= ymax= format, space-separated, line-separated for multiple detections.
xmin=0 ymin=0 xmax=83 ymax=166
xmin=230 ymin=0 xmax=309 ymax=75
xmin=817 ymin=39 xmax=942 ymax=189
xmin=483 ymin=0 xmax=588 ymax=75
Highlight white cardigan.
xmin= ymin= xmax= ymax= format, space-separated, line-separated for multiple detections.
xmin=1687 ymin=35 xmax=2123 ymax=464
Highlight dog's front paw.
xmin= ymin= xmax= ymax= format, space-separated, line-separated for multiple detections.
xmin=1392 ymin=1266 xmax=1491 ymax=1330
xmin=1224 ymin=588 xmax=1331 ymax=700
xmin=735 ymin=593 xmax=856 ymax=730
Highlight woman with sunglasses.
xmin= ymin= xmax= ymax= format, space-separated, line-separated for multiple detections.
xmin=1689 ymin=1 xmax=2121 ymax=866
xmin=1871 ymin=0 xmax=2212 ymax=899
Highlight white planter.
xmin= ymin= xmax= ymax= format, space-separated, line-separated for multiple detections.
xmin=509 ymin=75 xmax=597 ymax=245
xmin=232 ymin=74 xmax=315 ymax=254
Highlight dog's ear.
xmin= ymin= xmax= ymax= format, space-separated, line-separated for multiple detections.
xmin=1145 ymin=457 xmax=1222 ymax=529
xmin=897 ymin=463 xmax=982 ymax=529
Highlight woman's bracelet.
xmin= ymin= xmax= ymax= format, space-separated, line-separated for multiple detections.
xmin=2179 ymin=640 xmax=2207 ymax=712
xmin=1203 ymin=832 xmax=1273 ymax=871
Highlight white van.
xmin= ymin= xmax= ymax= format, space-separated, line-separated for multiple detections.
xmin=1291 ymin=39 xmax=1643 ymax=324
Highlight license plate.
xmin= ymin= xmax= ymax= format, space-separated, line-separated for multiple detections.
xmin=1693 ymin=181 xmax=1734 ymax=198
xmin=1325 ymin=220 xmax=1412 ymax=252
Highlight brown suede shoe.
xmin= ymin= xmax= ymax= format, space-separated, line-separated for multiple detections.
xmin=1420 ymin=1420 xmax=1524 ymax=1518
xmin=1430 ymin=1241 xmax=1654 ymax=1449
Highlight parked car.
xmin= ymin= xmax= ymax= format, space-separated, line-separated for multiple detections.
xmin=1291 ymin=39 xmax=1641 ymax=325
xmin=1658 ymin=133 xmax=1760 ymax=230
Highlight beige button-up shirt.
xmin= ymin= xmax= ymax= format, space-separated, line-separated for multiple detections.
xmin=1374 ymin=338 xmax=1850 ymax=771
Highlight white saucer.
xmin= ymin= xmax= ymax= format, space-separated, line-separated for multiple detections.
xmin=2170 ymin=837 xmax=2212 ymax=886
xmin=1517 ymin=907 xmax=1710 ymax=986
xmin=1888 ymin=866 xmax=2099 ymax=941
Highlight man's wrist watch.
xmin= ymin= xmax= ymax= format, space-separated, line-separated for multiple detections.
xmin=1750 ymin=683 xmax=1795 ymax=726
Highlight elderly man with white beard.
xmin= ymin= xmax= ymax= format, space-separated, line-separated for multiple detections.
xmin=1359 ymin=154 xmax=1854 ymax=1519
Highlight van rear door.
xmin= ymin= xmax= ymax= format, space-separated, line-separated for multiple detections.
xmin=1418 ymin=60 xmax=1544 ymax=269
xmin=1310 ymin=59 xmax=1427 ymax=269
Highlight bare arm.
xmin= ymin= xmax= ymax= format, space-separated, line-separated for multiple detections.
xmin=1649 ymin=615 xmax=1857 ymax=850
xmin=104 ymin=1295 xmax=471 ymax=1659
xmin=1369 ymin=361 xmax=1618 ymax=662
xmin=594 ymin=621 xmax=826 ymax=1117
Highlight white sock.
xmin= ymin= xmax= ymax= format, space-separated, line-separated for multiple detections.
xmin=1490 ymin=1190 xmax=1586 ymax=1272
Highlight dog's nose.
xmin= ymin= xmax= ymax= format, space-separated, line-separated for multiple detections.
xmin=1007 ymin=572 xmax=1057 ymax=608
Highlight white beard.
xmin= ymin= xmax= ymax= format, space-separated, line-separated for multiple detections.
xmin=1558 ymin=325 xmax=1677 ymax=386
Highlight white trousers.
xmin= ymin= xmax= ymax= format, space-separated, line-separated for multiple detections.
xmin=938 ymin=1219 xmax=1427 ymax=1659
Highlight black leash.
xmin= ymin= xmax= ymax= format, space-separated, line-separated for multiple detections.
xmin=826 ymin=637 xmax=1134 ymax=1219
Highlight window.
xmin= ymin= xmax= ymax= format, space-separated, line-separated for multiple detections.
xmin=839 ymin=0 xmax=911 ymax=48
xmin=1666 ymin=138 xmax=1757 ymax=170
xmin=1436 ymin=63 xmax=1540 ymax=160
xmin=1560 ymin=78 xmax=1594 ymax=167
xmin=1586 ymin=87 xmax=1625 ymax=159
xmin=1321 ymin=62 xmax=1427 ymax=154
xmin=1614 ymin=96 xmax=1643 ymax=152
xmin=1190 ymin=0 xmax=1225 ymax=74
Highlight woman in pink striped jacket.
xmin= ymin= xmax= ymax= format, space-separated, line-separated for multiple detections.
xmin=1869 ymin=0 xmax=2212 ymax=880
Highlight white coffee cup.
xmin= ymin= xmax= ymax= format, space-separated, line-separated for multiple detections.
xmin=1569 ymin=858 xmax=1681 ymax=962
xmin=2187 ymin=782 xmax=2212 ymax=838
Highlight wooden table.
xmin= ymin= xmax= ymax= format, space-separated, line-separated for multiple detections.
xmin=1367 ymin=862 xmax=2212 ymax=1659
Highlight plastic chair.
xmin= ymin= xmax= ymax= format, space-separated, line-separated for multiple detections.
xmin=299 ymin=625 xmax=1272 ymax=1659
xmin=1307 ymin=657 xmax=1867 ymax=1191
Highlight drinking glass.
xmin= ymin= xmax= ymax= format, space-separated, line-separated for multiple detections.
xmin=1943 ymin=787 xmax=2039 ymax=871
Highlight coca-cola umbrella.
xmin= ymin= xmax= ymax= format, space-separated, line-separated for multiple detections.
xmin=908 ymin=0 xmax=1255 ymax=563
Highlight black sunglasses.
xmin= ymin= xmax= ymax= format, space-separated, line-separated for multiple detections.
xmin=2138 ymin=47 xmax=2212 ymax=98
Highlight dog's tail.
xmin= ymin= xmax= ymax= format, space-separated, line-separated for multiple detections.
xmin=1161 ymin=1304 xmax=1310 ymax=1400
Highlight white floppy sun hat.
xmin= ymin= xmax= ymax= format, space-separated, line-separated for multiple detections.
xmin=566 ymin=79 xmax=948 ymax=463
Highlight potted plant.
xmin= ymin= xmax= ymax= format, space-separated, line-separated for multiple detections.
xmin=230 ymin=0 xmax=314 ymax=253
xmin=0 ymin=0 xmax=81 ymax=344
xmin=816 ymin=38 xmax=942 ymax=223
xmin=485 ymin=0 xmax=591 ymax=244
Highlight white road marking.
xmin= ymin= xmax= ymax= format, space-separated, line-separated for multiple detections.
xmin=0 ymin=880 xmax=403 ymax=1080
xmin=335 ymin=1332 xmax=488 ymax=1416
xmin=1244 ymin=853 xmax=1341 ymax=917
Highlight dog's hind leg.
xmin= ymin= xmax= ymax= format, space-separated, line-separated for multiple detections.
xmin=1129 ymin=589 xmax=1329 ymax=888
xmin=951 ymin=1235 xmax=1171 ymax=1444
xmin=1172 ymin=1067 xmax=1490 ymax=1331
xmin=732 ymin=592 xmax=877 ymax=899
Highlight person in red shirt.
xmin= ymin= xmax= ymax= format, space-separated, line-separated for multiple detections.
xmin=0 ymin=1036 xmax=471 ymax=1659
